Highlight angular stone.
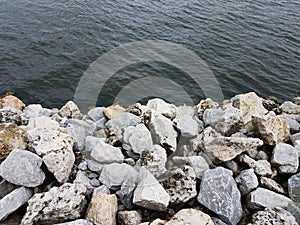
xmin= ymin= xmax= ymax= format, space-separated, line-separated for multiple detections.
xmin=0 ymin=107 xmax=28 ymax=125
xmin=0 ymin=95 xmax=25 ymax=110
xmin=86 ymin=159 xmax=103 ymax=173
xmin=249 ymin=207 xmax=298 ymax=225
xmin=161 ymin=166 xmax=197 ymax=204
xmin=123 ymin=124 xmax=153 ymax=155
xmin=271 ymin=143 xmax=299 ymax=174
xmin=149 ymin=112 xmax=177 ymax=153
xmin=261 ymin=177 xmax=285 ymax=194
xmin=165 ymin=209 xmax=214 ymax=225
xmin=252 ymin=115 xmax=290 ymax=145
xmin=0 ymin=187 xmax=32 ymax=221
xmin=118 ymin=210 xmax=142 ymax=225
xmin=87 ymin=107 xmax=105 ymax=122
xmin=0 ymin=180 xmax=16 ymax=199
xmin=248 ymin=188 xmax=293 ymax=210
xmin=27 ymin=127 xmax=75 ymax=183
xmin=99 ymin=163 xmax=137 ymax=190
xmin=133 ymin=168 xmax=170 ymax=211
xmin=104 ymin=104 xmax=126 ymax=119
xmin=196 ymin=98 xmax=219 ymax=119
xmin=91 ymin=142 xmax=124 ymax=164
xmin=203 ymin=108 xmax=225 ymax=127
xmin=280 ymin=101 xmax=300 ymax=114
xmin=94 ymin=185 xmax=110 ymax=195
xmin=288 ymin=172 xmax=300 ymax=203
xmin=23 ymin=104 xmax=43 ymax=118
xmin=85 ymin=136 xmax=105 ymax=153
xmin=177 ymin=115 xmax=199 ymax=138
xmin=73 ymin=170 xmax=94 ymax=190
xmin=197 ymin=167 xmax=242 ymax=225
xmin=285 ymin=202 xmax=300 ymax=224
xmin=145 ymin=98 xmax=177 ymax=119
xmin=235 ymin=169 xmax=258 ymax=195
xmin=291 ymin=133 xmax=300 ymax=146
xmin=211 ymin=217 xmax=228 ymax=225
xmin=0 ymin=123 xmax=27 ymax=160
xmin=54 ymin=219 xmax=93 ymax=225
xmin=85 ymin=193 xmax=118 ymax=225
xmin=59 ymin=101 xmax=82 ymax=119
xmin=283 ymin=114 xmax=300 ymax=133
xmin=239 ymin=154 xmax=272 ymax=176
xmin=21 ymin=183 xmax=87 ymax=225
xmin=26 ymin=116 xmax=59 ymax=130
xmin=140 ymin=145 xmax=167 ymax=178
xmin=0 ymin=149 xmax=45 ymax=187
xmin=66 ymin=122 xmax=86 ymax=151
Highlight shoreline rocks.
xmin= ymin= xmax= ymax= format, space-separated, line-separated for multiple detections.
xmin=0 ymin=92 xmax=300 ymax=225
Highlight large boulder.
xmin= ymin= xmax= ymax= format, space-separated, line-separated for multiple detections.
xmin=0 ymin=95 xmax=25 ymax=110
xmin=164 ymin=209 xmax=214 ymax=225
xmin=144 ymin=98 xmax=177 ymax=119
xmin=197 ymin=167 xmax=242 ymax=225
xmin=21 ymin=183 xmax=87 ymax=225
xmin=280 ymin=101 xmax=300 ymax=114
xmin=0 ymin=107 xmax=28 ymax=125
xmin=90 ymin=142 xmax=124 ymax=164
xmin=0 ymin=149 xmax=45 ymax=187
xmin=176 ymin=115 xmax=199 ymax=138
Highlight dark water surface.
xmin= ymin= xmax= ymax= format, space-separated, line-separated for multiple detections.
xmin=1 ymin=0 xmax=300 ymax=108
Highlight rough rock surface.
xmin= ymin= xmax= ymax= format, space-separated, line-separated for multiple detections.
xmin=91 ymin=142 xmax=124 ymax=164
xmin=140 ymin=145 xmax=167 ymax=178
xmin=260 ymin=177 xmax=285 ymax=194
xmin=249 ymin=207 xmax=298 ymax=225
xmin=133 ymin=168 xmax=170 ymax=211
xmin=252 ymin=115 xmax=290 ymax=145
xmin=271 ymin=143 xmax=299 ymax=173
xmin=0 ymin=187 xmax=32 ymax=221
xmin=27 ymin=127 xmax=75 ymax=183
xmin=161 ymin=166 xmax=197 ymax=204
xmin=85 ymin=193 xmax=118 ymax=225
xmin=0 ymin=149 xmax=45 ymax=187
xmin=197 ymin=167 xmax=242 ymax=225
xmin=239 ymin=154 xmax=272 ymax=176
xmin=280 ymin=101 xmax=300 ymax=114
xmin=104 ymin=104 xmax=126 ymax=119
xmin=145 ymin=98 xmax=177 ymax=119
xmin=118 ymin=210 xmax=142 ymax=225
xmin=59 ymin=101 xmax=82 ymax=119
xmin=21 ymin=183 xmax=87 ymax=225
xmin=164 ymin=209 xmax=214 ymax=225
xmin=177 ymin=115 xmax=199 ymax=138
xmin=87 ymin=107 xmax=105 ymax=122
xmin=0 ymin=107 xmax=28 ymax=125
xmin=248 ymin=188 xmax=293 ymax=210
xmin=0 ymin=95 xmax=25 ymax=110
xmin=55 ymin=219 xmax=93 ymax=225
xmin=288 ymin=172 xmax=300 ymax=203
xmin=148 ymin=112 xmax=177 ymax=153
xmin=0 ymin=123 xmax=28 ymax=160
xmin=235 ymin=168 xmax=258 ymax=195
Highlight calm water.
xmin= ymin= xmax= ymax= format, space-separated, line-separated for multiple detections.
xmin=1 ymin=0 xmax=300 ymax=108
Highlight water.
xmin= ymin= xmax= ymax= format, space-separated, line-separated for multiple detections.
xmin=1 ymin=0 xmax=300 ymax=109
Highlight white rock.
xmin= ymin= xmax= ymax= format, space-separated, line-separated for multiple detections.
xmin=145 ymin=98 xmax=177 ymax=119
xmin=177 ymin=115 xmax=199 ymax=138
xmin=26 ymin=116 xmax=59 ymax=130
xmin=85 ymin=136 xmax=106 ymax=153
xmin=23 ymin=104 xmax=43 ymax=118
xmin=59 ymin=101 xmax=82 ymax=119
xmin=133 ymin=168 xmax=170 ymax=211
xmin=66 ymin=122 xmax=86 ymax=151
xmin=91 ymin=142 xmax=124 ymax=164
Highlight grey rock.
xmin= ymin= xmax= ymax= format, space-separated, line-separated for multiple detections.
xmin=54 ymin=219 xmax=93 ymax=225
xmin=73 ymin=171 xmax=94 ymax=190
xmin=285 ymin=202 xmax=300 ymax=224
xmin=212 ymin=217 xmax=228 ymax=225
xmin=66 ymin=122 xmax=86 ymax=151
xmin=99 ymin=163 xmax=137 ymax=190
xmin=95 ymin=117 xmax=107 ymax=130
xmin=235 ymin=169 xmax=258 ymax=195
xmin=291 ymin=133 xmax=300 ymax=146
xmin=87 ymin=107 xmax=105 ymax=122
xmin=239 ymin=154 xmax=272 ymax=176
xmin=271 ymin=143 xmax=299 ymax=174
xmin=123 ymin=124 xmax=153 ymax=155
xmin=161 ymin=166 xmax=197 ymax=204
xmin=59 ymin=101 xmax=82 ymax=119
xmin=145 ymin=98 xmax=177 ymax=119
xmin=224 ymin=160 xmax=240 ymax=177
xmin=177 ymin=115 xmax=199 ymax=138
xmin=260 ymin=177 xmax=285 ymax=194
xmin=0 ymin=149 xmax=45 ymax=187
xmin=85 ymin=136 xmax=105 ymax=153
xmin=280 ymin=101 xmax=300 ymax=114
xmin=148 ymin=112 xmax=177 ymax=153
xmin=0 ymin=180 xmax=16 ymax=199
xmin=140 ymin=145 xmax=167 ymax=178
xmin=283 ymin=114 xmax=300 ymax=133
xmin=94 ymin=185 xmax=110 ymax=195
xmin=248 ymin=188 xmax=293 ymax=210
xmin=91 ymin=142 xmax=124 ymax=164
xmin=0 ymin=187 xmax=32 ymax=221
xmin=78 ymin=161 xmax=88 ymax=171
xmin=86 ymin=160 xmax=103 ymax=173
xmin=21 ymin=183 xmax=87 ymax=225
xmin=288 ymin=172 xmax=300 ymax=203
xmin=203 ymin=108 xmax=225 ymax=127
xmin=197 ymin=167 xmax=242 ymax=225
xmin=90 ymin=178 xmax=100 ymax=187
xmin=196 ymin=98 xmax=219 ymax=119
xmin=249 ymin=207 xmax=298 ymax=225
xmin=67 ymin=119 xmax=96 ymax=136
xmin=118 ymin=210 xmax=142 ymax=225
xmin=133 ymin=168 xmax=170 ymax=211
xmin=23 ymin=104 xmax=43 ymax=118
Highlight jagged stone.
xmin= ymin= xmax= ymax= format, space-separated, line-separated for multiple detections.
xmin=239 ymin=154 xmax=272 ymax=176
xmin=196 ymin=98 xmax=219 ymax=119
xmin=288 ymin=172 xmax=300 ymax=203
xmin=148 ymin=112 xmax=177 ymax=153
xmin=249 ymin=207 xmax=298 ymax=225
xmin=85 ymin=193 xmax=118 ymax=225
xmin=177 ymin=115 xmax=199 ymax=138
xmin=21 ymin=183 xmax=87 ymax=225
xmin=0 ymin=149 xmax=45 ymax=187
xmin=66 ymin=121 xmax=86 ymax=151
xmin=118 ymin=210 xmax=142 ymax=225
xmin=0 ymin=95 xmax=25 ymax=110
xmin=280 ymin=101 xmax=300 ymax=114
xmin=248 ymin=188 xmax=293 ymax=210
xmin=252 ymin=114 xmax=290 ymax=145
xmin=87 ymin=107 xmax=105 ymax=122
xmin=271 ymin=143 xmax=299 ymax=174
xmin=133 ymin=168 xmax=170 ymax=211
xmin=0 ymin=123 xmax=27 ymax=160
xmin=26 ymin=116 xmax=59 ymax=130
xmin=235 ymin=169 xmax=258 ymax=195
xmin=73 ymin=170 xmax=94 ymax=190
xmin=145 ymin=98 xmax=177 ymax=119
xmin=0 ymin=107 xmax=28 ymax=125
xmin=123 ymin=124 xmax=153 ymax=155
xmin=261 ymin=177 xmax=285 ymax=194
xmin=161 ymin=166 xmax=197 ymax=204
xmin=283 ymin=114 xmax=300 ymax=133
xmin=59 ymin=101 xmax=82 ymax=119
xmin=27 ymin=127 xmax=75 ymax=183
xmin=0 ymin=180 xmax=16 ymax=199
xmin=91 ymin=142 xmax=124 ymax=164
xmin=23 ymin=104 xmax=43 ymax=118
xmin=197 ymin=167 xmax=242 ymax=225
xmin=291 ymin=133 xmax=300 ymax=146
xmin=86 ymin=159 xmax=103 ymax=173
xmin=140 ymin=145 xmax=167 ymax=178
xmin=165 ymin=209 xmax=214 ymax=225
xmin=104 ymin=104 xmax=126 ymax=119
xmin=0 ymin=187 xmax=32 ymax=221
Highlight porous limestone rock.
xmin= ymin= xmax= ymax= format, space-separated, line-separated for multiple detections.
xmin=133 ymin=168 xmax=170 ymax=211
xmin=91 ymin=142 xmax=124 ymax=164
xmin=85 ymin=193 xmax=118 ymax=225
xmin=0 ymin=149 xmax=45 ymax=187
xmin=235 ymin=169 xmax=258 ymax=195
xmin=21 ymin=183 xmax=87 ymax=225
xmin=161 ymin=166 xmax=197 ymax=204
xmin=59 ymin=101 xmax=82 ymax=119
xmin=0 ymin=123 xmax=28 ymax=160
xmin=164 ymin=208 xmax=214 ymax=225
xmin=196 ymin=98 xmax=219 ymax=119
xmin=271 ymin=143 xmax=299 ymax=174
xmin=248 ymin=188 xmax=293 ymax=210
xmin=140 ymin=145 xmax=167 ymax=178
xmin=197 ymin=167 xmax=242 ymax=225
xmin=27 ymin=127 xmax=75 ymax=183
xmin=148 ymin=112 xmax=177 ymax=153
xmin=0 ymin=95 xmax=25 ymax=110
xmin=118 ymin=210 xmax=142 ymax=225
xmin=252 ymin=114 xmax=290 ymax=145
xmin=0 ymin=107 xmax=28 ymax=125
xmin=0 ymin=187 xmax=32 ymax=222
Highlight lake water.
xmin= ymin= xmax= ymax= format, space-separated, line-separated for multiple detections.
xmin=1 ymin=0 xmax=300 ymax=109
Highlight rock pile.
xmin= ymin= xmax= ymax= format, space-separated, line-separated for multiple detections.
xmin=0 ymin=92 xmax=300 ymax=225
